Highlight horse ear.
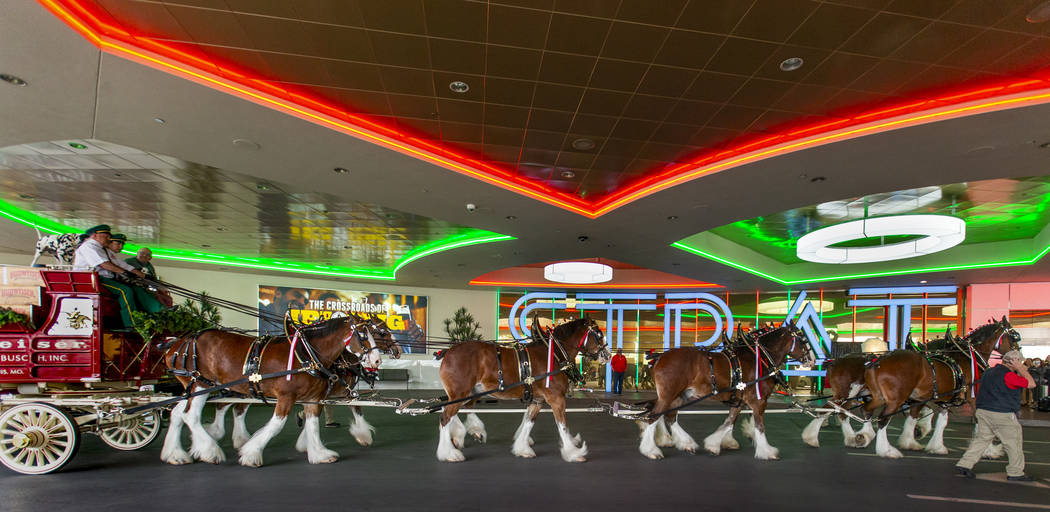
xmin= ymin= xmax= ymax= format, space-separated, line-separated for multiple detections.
xmin=1001 ymin=315 xmax=1008 ymax=323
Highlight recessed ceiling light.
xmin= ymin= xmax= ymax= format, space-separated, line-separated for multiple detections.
xmin=333 ymin=167 xmax=349 ymax=174
xmin=571 ymin=138 xmax=596 ymax=151
xmin=505 ymin=215 xmax=517 ymax=220
xmin=343 ymin=245 xmax=351 ymax=249
xmin=153 ymin=117 xmax=166 ymax=124
xmin=920 ymin=280 xmax=928 ymax=284
xmin=810 ymin=176 xmax=826 ymax=183
xmin=216 ymin=226 xmax=227 ymax=232
xmin=1027 ymin=1 xmax=1050 ymax=23
xmin=256 ymin=183 xmax=270 ymax=190
xmin=17 ymin=193 xmax=33 ymax=200
xmin=560 ymin=170 xmax=576 ymax=179
xmin=667 ymin=215 xmax=678 ymax=221
xmin=0 ymin=74 xmax=27 ymax=86
xmin=68 ymin=142 xmax=87 ymax=150
xmin=449 ymin=81 xmax=469 ymax=93
xmin=201 ymin=244 xmax=211 ymax=248
xmin=779 ymin=57 xmax=804 ymax=72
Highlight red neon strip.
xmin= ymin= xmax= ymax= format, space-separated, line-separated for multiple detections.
xmin=41 ymin=0 xmax=1050 ymax=219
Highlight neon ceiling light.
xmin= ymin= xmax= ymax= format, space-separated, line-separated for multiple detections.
xmin=0 ymin=198 xmax=513 ymax=280
xmin=796 ymin=215 xmax=966 ymax=264
xmin=543 ymin=262 xmax=613 ymax=284
xmin=39 ymin=0 xmax=1050 ymax=219
xmin=671 ymin=240 xmax=1050 ymax=286
xmin=469 ymin=280 xmax=723 ymax=289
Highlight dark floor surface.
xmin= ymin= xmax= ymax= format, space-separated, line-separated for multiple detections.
xmin=3 ymin=393 xmax=1049 ymax=512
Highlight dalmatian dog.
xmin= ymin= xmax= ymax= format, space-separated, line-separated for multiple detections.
xmin=30 ymin=233 xmax=83 ymax=267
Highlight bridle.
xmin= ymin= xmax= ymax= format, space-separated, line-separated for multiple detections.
xmin=576 ymin=321 xmax=609 ymax=360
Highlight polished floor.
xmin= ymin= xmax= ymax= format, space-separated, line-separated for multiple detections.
xmin=3 ymin=394 xmax=1048 ymax=512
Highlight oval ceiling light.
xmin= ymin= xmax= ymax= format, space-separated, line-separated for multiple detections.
xmin=0 ymin=73 xmax=27 ymax=86
xmin=449 ymin=81 xmax=470 ymax=93
xmin=757 ymin=299 xmax=834 ymax=315
xmin=544 ymin=261 xmax=613 ymax=284
xmin=779 ymin=57 xmax=804 ymax=72
xmin=1027 ymin=1 xmax=1050 ymax=23
xmin=796 ymin=214 xmax=965 ymax=264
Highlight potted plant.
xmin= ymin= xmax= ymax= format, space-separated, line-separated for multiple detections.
xmin=443 ymin=306 xmax=482 ymax=343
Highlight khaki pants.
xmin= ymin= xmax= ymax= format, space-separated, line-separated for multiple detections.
xmin=956 ymin=409 xmax=1026 ymax=477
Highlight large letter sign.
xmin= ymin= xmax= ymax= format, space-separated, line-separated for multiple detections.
xmin=781 ymin=291 xmax=831 ymax=376
xmin=847 ymin=286 xmax=957 ymax=350
xmin=662 ymin=293 xmax=734 ymax=350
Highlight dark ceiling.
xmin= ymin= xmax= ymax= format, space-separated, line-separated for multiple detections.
xmin=82 ymin=0 xmax=1050 ymax=199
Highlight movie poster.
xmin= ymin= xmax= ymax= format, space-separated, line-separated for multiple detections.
xmin=258 ymin=285 xmax=428 ymax=353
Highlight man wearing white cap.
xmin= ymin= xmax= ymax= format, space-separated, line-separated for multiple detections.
xmin=955 ymin=350 xmax=1037 ymax=481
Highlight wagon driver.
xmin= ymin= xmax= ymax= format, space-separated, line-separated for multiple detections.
xmin=72 ymin=225 xmax=163 ymax=329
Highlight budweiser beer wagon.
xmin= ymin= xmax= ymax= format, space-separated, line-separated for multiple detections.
xmin=0 ymin=267 xmax=169 ymax=474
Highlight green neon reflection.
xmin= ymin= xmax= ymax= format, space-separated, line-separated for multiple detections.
xmin=670 ymin=241 xmax=1050 ymax=286
xmin=0 ymin=199 xmax=514 ymax=280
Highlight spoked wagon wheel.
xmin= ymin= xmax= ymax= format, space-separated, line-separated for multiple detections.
xmin=0 ymin=403 xmax=81 ymax=475
xmin=100 ymin=411 xmax=160 ymax=451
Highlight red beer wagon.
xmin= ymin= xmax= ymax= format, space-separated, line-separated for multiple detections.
xmin=0 ymin=268 xmax=170 ymax=474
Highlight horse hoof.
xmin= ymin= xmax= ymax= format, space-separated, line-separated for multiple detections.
xmin=513 ymin=449 xmax=536 ymax=459
xmin=238 ymin=456 xmax=264 ymax=467
xmin=162 ymin=452 xmax=193 ymax=465
xmin=646 ymin=453 xmax=664 ymax=460
xmin=571 ymin=456 xmax=587 ymax=463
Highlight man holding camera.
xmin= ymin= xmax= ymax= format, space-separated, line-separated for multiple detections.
xmin=72 ymin=225 xmax=163 ymax=329
xmin=955 ymin=350 xmax=1037 ymax=482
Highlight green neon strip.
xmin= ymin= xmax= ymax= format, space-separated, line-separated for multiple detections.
xmin=671 ymin=241 xmax=1050 ymax=285
xmin=0 ymin=198 xmax=513 ymax=280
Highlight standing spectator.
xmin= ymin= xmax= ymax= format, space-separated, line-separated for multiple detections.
xmin=1022 ymin=359 xmax=1034 ymax=407
xmin=1031 ymin=358 xmax=1045 ymax=405
xmin=611 ymin=348 xmax=627 ymax=395
xmin=955 ymin=350 xmax=1037 ymax=481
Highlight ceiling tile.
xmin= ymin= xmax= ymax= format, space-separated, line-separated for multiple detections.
xmin=578 ymin=89 xmax=632 ymax=115
xmin=753 ymin=45 xmax=832 ymax=81
xmin=848 ymin=59 xmax=930 ymax=94
xmin=802 ymin=52 xmax=880 ymax=88
xmin=369 ymin=32 xmax=430 ymax=68
xmin=622 ymin=95 xmax=678 ymax=121
xmin=676 ymin=0 xmax=752 ymax=33
xmin=890 ymin=22 xmax=985 ymax=64
xmin=705 ymin=38 xmax=780 ymax=75
xmin=381 ymin=67 xmax=435 ymax=95
xmin=589 ymin=59 xmax=649 ymax=92
xmin=664 ymin=100 xmax=720 ymax=125
xmin=683 ymin=72 xmax=748 ymax=103
xmin=325 ymin=61 xmax=386 ymax=90
xmin=527 ymin=110 xmax=574 ymax=132
xmin=706 ymin=105 xmax=765 ymax=130
xmin=436 ymin=99 xmax=483 ymax=123
xmin=729 ymin=78 xmax=791 ymax=108
xmin=945 ymin=30 xmax=1033 ymax=71
xmin=655 ymin=30 xmax=723 ymax=69
xmin=484 ymin=126 xmax=526 ymax=147
xmin=600 ymin=22 xmax=669 ymax=62
xmin=616 ymin=0 xmax=688 ymax=25
xmin=484 ymin=78 xmax=536 ymax=107
xmin=532 ymin=83 xmax=585 ymax=111
xmin=638 ymin=66 xmax=698 ymax=97
xmin=943 ymin=0 xmax=1019 ymax=26
xmin=358 ymin=0 xmax=426 ymax=33
xmin=484 ymin=104 xmax=531 ymax=128
xmin=840 ymin=13 xmax=931 ymax=58
xmin=429 ymin=39 xmax=486 ymax=75
xmin=609 ymin=119 xmax=660 ymax=140
xmin=652 ymin=123 xmax=700 ymax=145
xmin=486 ymin=46 xmax=544 ymax=80
xmin=539 ymin=53 xmax=597 ymax=87
xmin=488 ymin=4 xmax=552 ymax=48
xmin=546 ymin=14 xmax=611 ymax=56
xmin=439 ymin=122 xmax=483 ymax=143
xmin=569 ymin=114 xmax=617 ymax=137
xmin=787 ymin=3 xmax=873 ymax=50
xmin=554 ymin=0 xmax=618 ymax=18
xmin=732 ymin=0 xmax=820 ymax=42
xmin=424 ymin=0 xmax=487 ymax=41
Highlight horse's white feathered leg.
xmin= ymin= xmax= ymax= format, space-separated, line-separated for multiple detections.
xmin=874 ymin=424 xmax=903 ymax=459
xmin=205 ymin=404 xmax=230 ymax=440
xmin=436 ymin=420 xmax=466 ymax=462
xmin=184 ymin=392 xmax=225 ymax=464
xmin=924 ymin=410 xmax=949 ymax=455
xmin=160 ymin=400 xmax=193 ymax=465
xmin=639 ymin=421 xmax=664 ymax=459
xmin=348 ymin=407 xmax=375 ymax=447
xmin=653 ymin=416 xmax=673 ymax=447
xmin=802 ymin=413 xmax=828 ymax=448
xmin=238 ymin=414 xmax=287 ymax=467
xmin=511 ymin=411 xmax=536 ymax=458
xmin=464 ymin=412 xmax=487 ymax=443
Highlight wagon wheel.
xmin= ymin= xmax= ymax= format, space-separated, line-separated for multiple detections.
xmin=99 ymin=411 xmax=160 ymax=451
xmin=0 ymin=403 xmax=81 ymax=475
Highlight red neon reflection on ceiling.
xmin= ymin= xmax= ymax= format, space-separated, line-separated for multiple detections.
xmin=40 ymin=0 xmax=1050 ymax=219
xmin=470 ymin=280 xmax=722 ymax=289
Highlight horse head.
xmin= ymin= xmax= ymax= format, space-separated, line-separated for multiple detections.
xmin=558 ymin=317 xmax=610 ymax=364
xmin=767 ymin=321 xmax=815 ymax=368
xmin=365 ymin=313 xmax=403 ymax=358
xmin=967 ymin=315 xmax=1021 ymax=358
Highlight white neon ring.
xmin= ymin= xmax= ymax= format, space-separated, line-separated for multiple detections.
xmin=544 ymin=262 xmax=613 ymax=284
xmin=796 ymin=214 xmax=965 ymax=264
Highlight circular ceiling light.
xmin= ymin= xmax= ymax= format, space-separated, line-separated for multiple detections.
xmin=67 ymin=142 xmax=87 ymax=150
xmin=449 ymin=81 xmax=470 ymax=93
xmin=0 ymin=74 xmax=27 ymax=86
xmin=571 ymin=138 xmax=596 ymax=151
xmin=796 ymin=214 xmax=965 ymax=264
xmin=333 ymin=167 xmax=349 ymax=174
xmin=1027 ymin=1 xmax=1050 ymax=23
xmin=544 ymin=261 xmax=613 ymax=284
xmin=779 ymin=57 xmax=804 ymax=72
xmin=560 ymin=170 xmax=576 ymax=179
xmin=233 ymin=138 xmax=261 ymax=150
xmin=757 ymin=299 xmax=834 ymax=315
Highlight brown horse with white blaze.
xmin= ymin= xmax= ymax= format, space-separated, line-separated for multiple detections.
xmin=639 ymin=323 xmax=814 ymax=460
xmin=435 ymin=317 xmax=610 ymax=462
xmin=204 ymin=313 xmax=402 ymax=449
xmin=160 ymin=316 xmax=382 ymax=467
xmin=861 ymin=317 xmax=1021 ymax=459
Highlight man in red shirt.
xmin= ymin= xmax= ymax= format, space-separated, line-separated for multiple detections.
xmin=611 ymin=349 xmax=627 ymax=395
xmin=955 ymin=350 xmax=1037 ymax=481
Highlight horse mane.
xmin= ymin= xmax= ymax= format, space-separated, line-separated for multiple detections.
xmin=551 ymin=317 xmax=588 ymax=340
xmin=298 ymin=315 xmax=350 ymax=338
xmin=964 ymin=321 xmax=1001 ymax=343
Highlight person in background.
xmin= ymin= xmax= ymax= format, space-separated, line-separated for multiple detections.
xmin=1031 ymin=358 xmax=1045 ymax=405
xmin=125 ymin=246 xmax=173 ymax=307
xmin=955 ymin=350 xmax=1037 ymax=482
xmin=610 ymin=348 xmax=627 ymax=395
xmin=1022 ymin=359 xmax=1034 ymax=407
